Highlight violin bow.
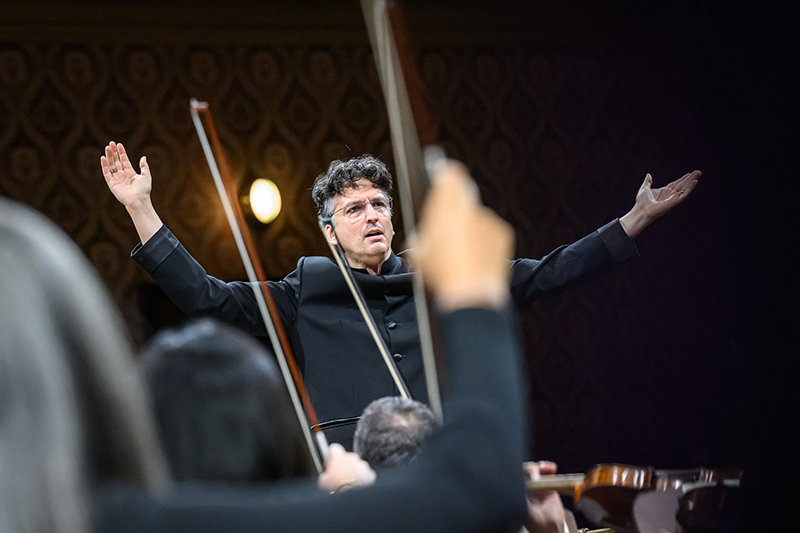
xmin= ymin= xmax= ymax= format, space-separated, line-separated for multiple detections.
xmin=359 ymin=0 xmax=445 ymax=422
xmin=190 ymin=99 xmax=328 ymax=474
xmin=317 ymin=218 xmax=411 ymax=399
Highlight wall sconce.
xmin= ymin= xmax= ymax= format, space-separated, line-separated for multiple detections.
xmin=247 ymin=178 xmax=282 ymax=224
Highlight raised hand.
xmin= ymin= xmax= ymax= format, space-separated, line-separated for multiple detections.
xmin=620 ymin=170 xmax=701 ymax=239
xmin=100 ymin=140 xmax=163 ymax=244
xmin=413 ymin=159 xmax=514 ymax=311
xmin=101 ymin=141 xmax=152 ymax=209
xmin=636 ymin=170 xmax=700 ymax=220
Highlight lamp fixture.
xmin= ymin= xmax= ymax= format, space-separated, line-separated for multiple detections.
xmin=248 ymin=178 xmax=281 ymax=224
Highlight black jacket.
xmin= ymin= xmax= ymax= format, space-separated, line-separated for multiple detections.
xmin=133 ymin=219 xmax=637 ymax=447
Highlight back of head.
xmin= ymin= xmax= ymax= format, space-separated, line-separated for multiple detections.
xmin=0 ymin=198 xmax=168 ymax=533
xmin=353 ymin=396 xmax=438 ymax=470
xmin=140 ymin=319 xmax=314 ymax=482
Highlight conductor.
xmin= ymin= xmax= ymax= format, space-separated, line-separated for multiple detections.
xmin=101 ymin=140 xmax=699 ymax=448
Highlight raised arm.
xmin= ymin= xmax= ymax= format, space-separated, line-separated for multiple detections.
xmin=619 ymin=170 xmax=701 ymax=239
xmin=100 ymin=141 xmax=299 ymax=337
xmin=95 ymin=159 xmax=528 ymax=533
xmin=100 ymin=141 xmax=163 ymax=244
xmin=509 ymin=170 xmax=701 ymax=308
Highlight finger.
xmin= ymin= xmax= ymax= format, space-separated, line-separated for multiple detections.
xmin=108 ymin=141 xmax=123 ymax=172
xmin=418 ymin=160 xmax=475 ymax=243
xmin=537 ymin=460 xmax=558 ymax=475
xmin=670 ymin=173 xmax=694 ymax=192
xmin=100 ymin=152 xmax=122 ymax=180
xmin=100 ymin=155 xmax=113 ymax=180
xmin=522 ymin=462 xmax=540 ymax=480
xmin=666 ymin=173 xmax=700 ymax=202
xmin=676 ymin=169 xmax=701 ymax=185
xmin=665 ymin=171 xmax=691 ymax=189
xmin=140 ymin=156 xmax=150 ymax=177
xmin=432 ymin=160 xmax=478 ymax=205
xmin=328 ymin=443 xmax=346 ymax=457
xmin=118 ymin=143 xmax=130 ymax=164
xmin=666 ymin=170 xmax=701 ymax=192
xmin=681 ymin=170 xmax=701 ymax=193
xmin=118 ymin=143 xmax=134 ymax=172
xmin=108 ymin=141 xmax=118 ymax=162
xmin=640 ymin=173 xmax=653 ymax=191
xmin=677 ymin=175 xmax=699 ymax=199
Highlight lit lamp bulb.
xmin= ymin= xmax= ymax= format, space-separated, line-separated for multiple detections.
xmin=249 ymin=179 xmax=281 ymax=224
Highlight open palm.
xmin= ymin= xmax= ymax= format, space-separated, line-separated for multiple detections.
xmin=636 ymin=170 xmax=701 ymax=221
xmin=100 ymin=141 xmax=152 ymax=208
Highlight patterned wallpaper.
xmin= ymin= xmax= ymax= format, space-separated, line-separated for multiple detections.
xmin=0 ymin=3 xmax=747 ymax=473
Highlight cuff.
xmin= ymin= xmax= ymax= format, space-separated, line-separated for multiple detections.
xmin=131 ymin=225 xmax=178 ymax=273
xmin=599 ymin=219 xmax=640 ymax=262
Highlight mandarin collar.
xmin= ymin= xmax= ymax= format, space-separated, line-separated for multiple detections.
xmin=350 ymin=251 xmax=405 ymax=276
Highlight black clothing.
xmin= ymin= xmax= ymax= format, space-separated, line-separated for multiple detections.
xmin=96 ymin=307 xmax=529 ymax=533
xmin=133 ymin=219 xmax=637 ymax=446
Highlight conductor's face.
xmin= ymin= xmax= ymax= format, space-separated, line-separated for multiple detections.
xmin=324 ymin=179 xmax=394 ymax=274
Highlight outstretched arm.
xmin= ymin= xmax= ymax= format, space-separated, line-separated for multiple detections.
xmin=100 ymin=141 xmax=163 ymax=244
xmin=619 ymin=170 xmax=701 ymax=239
xmin=95 ymin=159 xmax=529 ymax=533
xmin=509 ymin=170 xmax=700 ymax=308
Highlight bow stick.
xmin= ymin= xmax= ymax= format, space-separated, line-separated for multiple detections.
xmin=359 ymin=0 xmax=445 ymax=422
xmin=190 ymin=98 xmax=328 ymax=474
xmin=317 ymin=217 xmax=411 ymax=398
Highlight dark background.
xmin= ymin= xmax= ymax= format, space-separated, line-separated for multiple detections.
xmin=1 ymin=1 xmax=788 ymax=524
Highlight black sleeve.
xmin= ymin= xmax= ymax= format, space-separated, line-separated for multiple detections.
xmin=131 ymin=225 xmax=299 ymax=335
xmin=510 ymin=218 xmax=639 ymax=308
xmin=94 ymin=307 xmax=529 ymax=533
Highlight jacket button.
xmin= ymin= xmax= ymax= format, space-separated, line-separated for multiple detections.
xmin=392 ymin=353 xmax=405 ymax=363
xmin=387 ymin=321 xmax=397 ymax=330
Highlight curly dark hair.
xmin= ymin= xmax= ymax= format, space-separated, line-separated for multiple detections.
xmin=312 ymin=155 xmax=393 ymax=223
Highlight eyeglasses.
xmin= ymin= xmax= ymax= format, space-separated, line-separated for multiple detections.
xmin=333 ymin=197 xmax=392 ymax=222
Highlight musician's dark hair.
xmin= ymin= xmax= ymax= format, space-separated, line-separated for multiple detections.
xmin=139 ymin=318 xmax=315 ymax=482
xmin=353 ymin=396 xmax=438 ymax=470
xmin=312 ymin=155 xmax=393 ymax=225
